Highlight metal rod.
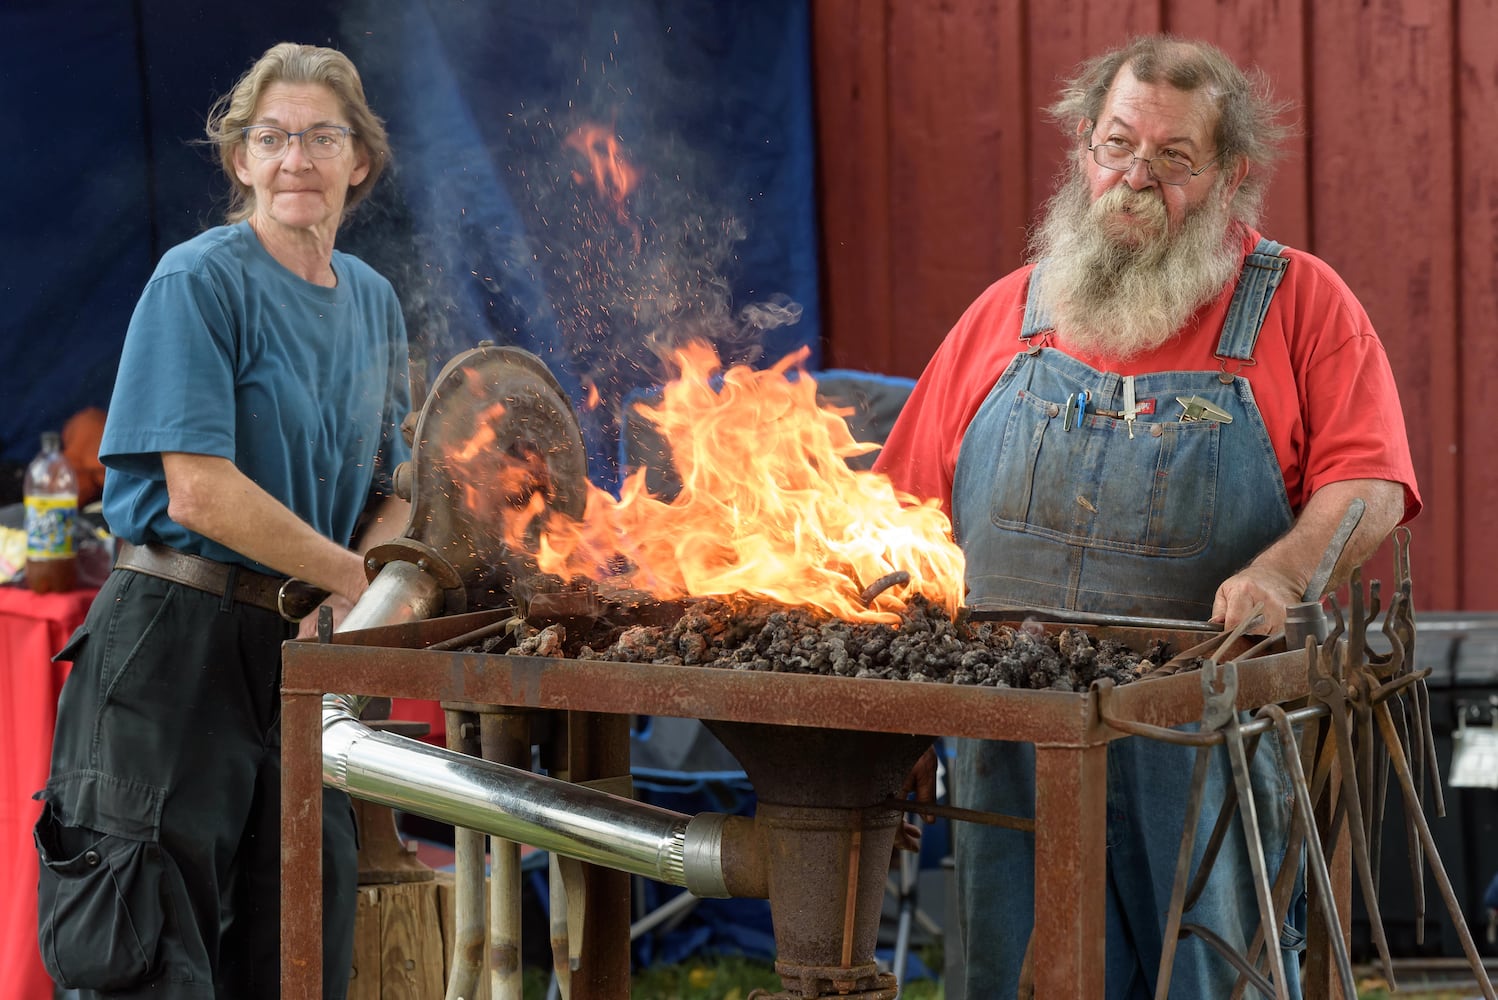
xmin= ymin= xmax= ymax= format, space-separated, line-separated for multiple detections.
xmin=549 ymin=855 xmax=572 ymax=998
xmin=1257 ymin=705 xmax=1358 ymax=999
xmin=1417 ymin=677 xmax=1446 ymax=817
xmin=1311 ymin=625 xmax=1398 ymax=987
xmin=967 ymin=607 xmax=1220 ymax=632
xmin=841 ymin=828 xmax=862 ymax=969
xmin=892 ymin=831 xmax=918 ymax=992
xmin=492 ymin=838 xmax=522 ymax=999
xmin=447 ymin=825 xmax=486 ymax=1000
xmin=1179 ymin=923 xmax=1279 ymax=998
xmin=1100 ymin=697 xmax=1329 ymax=746
xmin=445 ymin=709 xmax=485 ymax=1000
xmin=1373 ymin=701 xmax=1498 ymax=1000
xmin=859 ymin=570 xmax=910 ymax=605
xmin=1153 ymin=744 xmax=1214 ymax=1000
xmin=484 ymin=710 xmax=531 ymax=1000
xmin=877 ymin=797 xmax=1035 ymax=832
xmin=1223 ymin=711 xmax=1289 ymax=997
xmin=1389 ymin=698 xmax=1425 ymax=946
xmin=427 ymin=614 xmax=517 ymax=652
xmin=1228 ymin=724 xmax=1329 ymax=1000
xmin=1182 ymin=733 xmax=1258 ymax=915
xmin=629 ymin=886 xmax=699 ymax=940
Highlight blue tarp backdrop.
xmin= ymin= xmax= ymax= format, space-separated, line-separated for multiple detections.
xmin=2 ymin=1 xmax=821 ymax=490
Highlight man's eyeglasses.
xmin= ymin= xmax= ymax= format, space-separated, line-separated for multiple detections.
xmin=1087 ymin=139 xmax=1219 ymax=186
xmin=241 ymin=124 xmax=353 ymax=160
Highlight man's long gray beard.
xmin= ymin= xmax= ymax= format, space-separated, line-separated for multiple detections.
xmin=1029 ymin=171 xmax=1242 ymax=360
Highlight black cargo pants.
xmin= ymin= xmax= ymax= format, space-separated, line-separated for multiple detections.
xmin=34 ymin=569 xmax=358 ymax=999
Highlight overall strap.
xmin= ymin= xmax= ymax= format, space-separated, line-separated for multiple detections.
xmin=1020 ymin=261 xmax=1053 ymax=340
xmin=1214 ymin=237 xmax=1289 ymax=364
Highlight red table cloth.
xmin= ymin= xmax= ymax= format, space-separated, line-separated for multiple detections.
xmin=0 ymin=585 xmax=95 ymax=1000
xmin=0 ymin=583 xmax=447 ymax=1000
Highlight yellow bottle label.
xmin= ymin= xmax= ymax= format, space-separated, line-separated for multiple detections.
xmin=24 ymin=495 xmax=76 ymax=560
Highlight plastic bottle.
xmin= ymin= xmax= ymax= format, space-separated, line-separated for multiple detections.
xmin=24 ymin=431 xmax=78 ymax=593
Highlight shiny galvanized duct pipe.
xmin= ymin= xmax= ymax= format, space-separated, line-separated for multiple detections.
xmin=318 ymin=551 xmax=763 ymax=996
xmin=321 ymin=692 xmax=742 ymax=898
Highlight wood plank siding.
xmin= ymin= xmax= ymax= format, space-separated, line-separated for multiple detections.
xmin=813 ymin=0 xmax=1495 ymax=610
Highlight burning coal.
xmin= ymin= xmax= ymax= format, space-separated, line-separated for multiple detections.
xmin=472 ymin=596 xmax=1164 ymax=692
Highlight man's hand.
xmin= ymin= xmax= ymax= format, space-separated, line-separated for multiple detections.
xmin=891 ymin=746 xmax=940 ymax=860
xmin=1211 ymin=564 xmax=1300 ymax=635
xmin=901 ymin=746 xmax=939 ymax=822
xmin=1212 ymin=479 xmax=1406 ymax=637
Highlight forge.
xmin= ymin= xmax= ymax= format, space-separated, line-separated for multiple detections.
xmin=279 ymin=344 xmax=1455 ymax=1000
xmin=286 ymin=608 xmax=1313 ymax=999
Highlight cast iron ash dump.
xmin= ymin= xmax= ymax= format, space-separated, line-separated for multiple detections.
xmin=464 ymin=592 xmax=1174 ymax=692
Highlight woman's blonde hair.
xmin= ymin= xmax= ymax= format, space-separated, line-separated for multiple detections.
xmin=204 ymin=42 xmax=391 ymax=224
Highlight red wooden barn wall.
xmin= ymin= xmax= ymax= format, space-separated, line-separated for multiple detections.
xmin=812 ymin=0 xmax=1498 ymax=612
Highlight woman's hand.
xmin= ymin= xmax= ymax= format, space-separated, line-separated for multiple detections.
xmin=295 ymin=591 xmax=356 ymax=639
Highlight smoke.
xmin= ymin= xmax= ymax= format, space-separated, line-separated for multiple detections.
xmin=1019 ymin=617 xmax=1050 ymax=642
xmin=739 ymin=294 xmax=804 ymax=335
xmin=335 ymin=3 xmax=809 ymax=489
xmin=503 ymin=111 xmax=759 ymax=399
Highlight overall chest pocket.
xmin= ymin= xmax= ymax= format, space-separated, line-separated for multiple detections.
xmin=988 ymin=389 xmax=1221 ymax=556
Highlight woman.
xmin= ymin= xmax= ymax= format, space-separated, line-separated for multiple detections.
xmin=35 ymin=43 xmax=411 ymax=999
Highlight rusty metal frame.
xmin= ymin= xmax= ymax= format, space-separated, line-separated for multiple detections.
xmin=280 ymin=610 xmax=1332 ymax=1000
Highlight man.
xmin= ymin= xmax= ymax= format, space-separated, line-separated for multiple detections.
xmin=875 ymin=35 xmax=1420 ymax=997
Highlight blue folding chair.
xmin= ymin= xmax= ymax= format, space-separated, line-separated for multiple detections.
xmin=627 ymin=716 xmax=774 ymax=968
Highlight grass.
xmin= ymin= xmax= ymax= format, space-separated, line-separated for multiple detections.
xmin=508 ymin=926 xmax=1485 ymax=1000
xmin=510 ymin=949 xmax=948 ymax=998
xmin=627 ymin=951 xmax=944 ymax=999
xmin=629 ymin=955 xmax=787 ymax=999
xmin=613 ymin=959 xmax=1479 ymax=999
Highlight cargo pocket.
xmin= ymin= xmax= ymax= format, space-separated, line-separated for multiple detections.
xmin=34 ymin=770 xmax=168 ymax=991
xmin=52 ymin=624 xmax=88 ymax=665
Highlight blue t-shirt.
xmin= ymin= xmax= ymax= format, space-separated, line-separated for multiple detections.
xmin=101 ymin=221 xmax=412 ymax=573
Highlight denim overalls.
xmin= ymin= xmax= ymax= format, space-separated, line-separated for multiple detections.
xmin=950 ymin=240 xmax=1305 ymax=998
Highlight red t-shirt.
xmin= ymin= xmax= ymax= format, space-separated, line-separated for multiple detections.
xmin=874 ymin=227 xmax=1423 ymax=523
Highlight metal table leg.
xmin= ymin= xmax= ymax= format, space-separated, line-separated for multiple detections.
xmin=1033 ymin=742 xmax=1108 ymax=999
xmin=281 ymin=682 xmax=325 ymax=999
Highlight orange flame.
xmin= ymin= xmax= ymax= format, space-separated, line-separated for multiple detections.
xmin=565 ymin=123 xmax=639 ymax=219
xmin=453 ymin=343 xmax=964 ymax=624
xmin=452 ymin=401 xmax=508 ymax=462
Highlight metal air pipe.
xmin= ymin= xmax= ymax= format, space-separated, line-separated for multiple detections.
xmin=340 ymin=556 xmax=447 ymax=633
xmin=320 ymin=695 xmax=759 ymax=899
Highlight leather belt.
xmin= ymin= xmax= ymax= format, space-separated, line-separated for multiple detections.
xmin=114 ymin=542 xmax=318 ymax=621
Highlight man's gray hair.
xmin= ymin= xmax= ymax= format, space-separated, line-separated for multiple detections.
xmin=1049 ymin=35 xmax=1295 ymax=225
